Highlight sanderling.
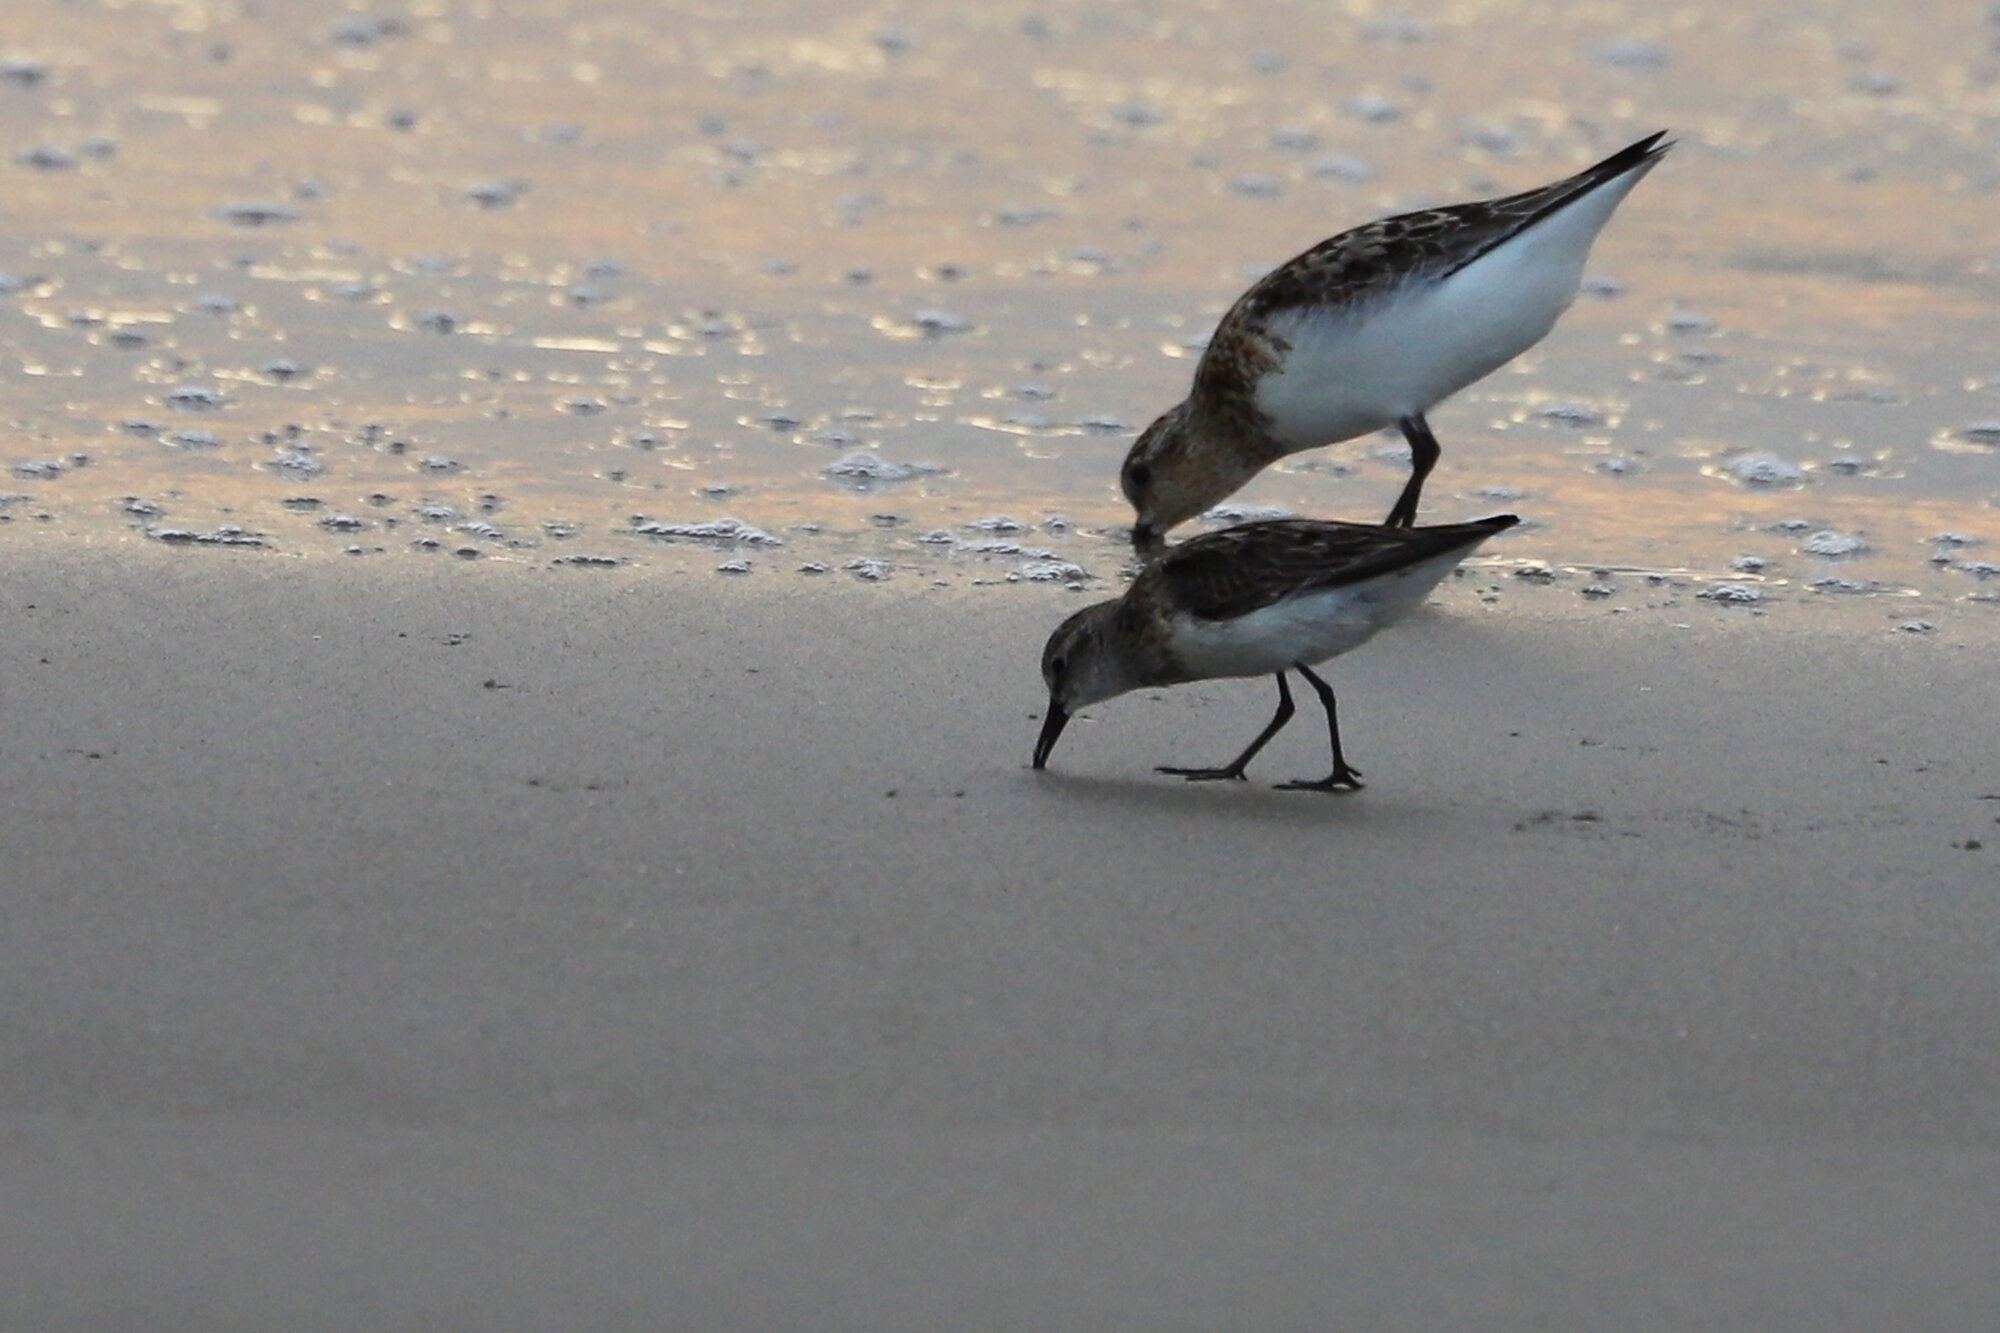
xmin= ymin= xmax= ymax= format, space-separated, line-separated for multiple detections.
xmin=1122 ymin=133 xmax=1669 ymax=550
xmin=1032 ymin=514 xmax=1518 ymax=789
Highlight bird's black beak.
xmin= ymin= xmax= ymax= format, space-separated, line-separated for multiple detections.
xmin=1032 ymin=698 xmax=1070 ymax=770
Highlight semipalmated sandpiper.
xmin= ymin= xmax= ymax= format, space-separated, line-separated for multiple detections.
xmin=1033 ymin=514 xmax=1518 ymax=789
xmin=1122 ymin=133 xmax=1670 ymax=550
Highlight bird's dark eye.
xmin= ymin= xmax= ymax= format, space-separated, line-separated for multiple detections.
xmin=1126 ymin=462 xmax=1152 ymax=488
xmin=1049 ymin=655 xmax=1067 ymax=675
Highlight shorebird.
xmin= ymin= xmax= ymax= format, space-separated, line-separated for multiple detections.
xmin=1032 ymin=514 xmax=1518 ymax=789
xmin=1121 ymin=132 xmax=1669 ymax=551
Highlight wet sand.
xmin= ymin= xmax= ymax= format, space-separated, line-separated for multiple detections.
xmin=3 ymin=545 xmax=1997 ymax=1328
xmin=6 ymin=0 xmax=2000 ymax=590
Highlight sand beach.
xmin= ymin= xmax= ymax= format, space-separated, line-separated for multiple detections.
xmin=2 ymin=546 xmax=1998 ymax=1326
xmin=6 ymin=0 xmax=2000 ymax=1324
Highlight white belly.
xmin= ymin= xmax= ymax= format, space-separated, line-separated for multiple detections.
xmin=1252 ymin=173 xmax=1645 ymax=451
xmin=1171 ymin=551 xmax=1467 ymax=680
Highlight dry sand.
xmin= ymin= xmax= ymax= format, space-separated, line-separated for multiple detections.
xmin=3 ymin=544 xmax=1998 ymax=1329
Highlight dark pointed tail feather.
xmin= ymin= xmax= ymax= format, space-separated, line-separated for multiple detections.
xmin=1327 ymin=513 xmax=1520 ymax=588
xmin=1401 ymin=512 xmax=1520 ymax=563
xmin=1443 ymin=131 xmax=1671 ymax=281
xmin=1582 ymin=130 xmax=1674 ymax=183
xmin=1439 ymin=512 xmax=1521 ymax=558
xmin=1535 ymin=132 xmax=1673 ymax=212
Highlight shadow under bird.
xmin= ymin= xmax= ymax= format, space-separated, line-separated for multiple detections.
xmin=1121 ymin=132 xmax=1671 ymax=552
xmin=1033 ymin=514 xmax=1519 ymax=789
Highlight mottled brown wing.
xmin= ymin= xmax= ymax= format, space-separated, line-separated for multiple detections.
xmin=1189 ymin=134 xmax=1672 ymax=408
xmin=1158 ymin=517 xmax=1518 ymax=621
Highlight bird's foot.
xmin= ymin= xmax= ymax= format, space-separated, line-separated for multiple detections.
xmin=1157 ymin=764 xmax=1250 ymax=783
xmin=1274 ymin=765 xmax=1365 ymax=793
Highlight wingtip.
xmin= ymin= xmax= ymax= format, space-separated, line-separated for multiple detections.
xmin=1628 ymin=129 xmax=1675 ymax=162
xmin=1592 ymin=130 xmax=1674 ymax=178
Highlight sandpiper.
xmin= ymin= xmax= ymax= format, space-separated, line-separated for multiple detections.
xmin=1032 ymin=514 xmax=1518 ymax=789
xmin=1122 ymin=133 xmax=1670 ymax=551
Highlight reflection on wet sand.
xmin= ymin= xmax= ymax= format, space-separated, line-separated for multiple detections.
xmin=2 ymin=0 xmax=1996 ymax=620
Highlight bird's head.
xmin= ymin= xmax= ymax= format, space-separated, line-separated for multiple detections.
xmin=1032 ymin=600 xmax=1128 ymax=770
xmin=1120 ymin=402 xmax=1256 ymax=554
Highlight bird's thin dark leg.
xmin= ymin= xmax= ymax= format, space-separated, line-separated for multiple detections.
xmin=1274 ymin=663 xmax=1366 ymax=792
xmin=1385 ymin=414 xmax=1442 ymax=528
xmin=1159 ymin=673 xmax=1295 ymax=782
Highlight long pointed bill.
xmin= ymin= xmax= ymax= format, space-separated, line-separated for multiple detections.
xmin=1032 ymin=698 xmax=1070 ymax=770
